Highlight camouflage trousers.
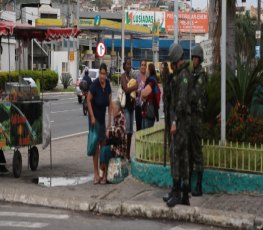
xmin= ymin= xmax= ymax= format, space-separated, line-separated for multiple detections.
xmin=189 ymin=114 xmax=203 ymax=173
xmin=169 ymin=117 xmax=190 ymax=185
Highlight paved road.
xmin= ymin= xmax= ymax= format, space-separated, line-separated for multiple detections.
xmin=44 ymin=84 xmax=165 ymax=139
xmin=0 ymin=202 xmax=224 ymax=230
xmin=44 ymin=93 xmax=88 ymax=139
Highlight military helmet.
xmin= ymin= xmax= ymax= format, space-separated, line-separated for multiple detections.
xmin=191 ymin=45 xmax=204 ymax=63
xmin=168 ymin=43 xmax=184 ymax=63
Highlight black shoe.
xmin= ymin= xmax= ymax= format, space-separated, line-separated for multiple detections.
xmin=192 ymin=172 xmax=203 ymax=197
xmin=181 ymin=184 xmax=190 ymax=206
xmin=166 ymin=193 xmax=181 ymax=207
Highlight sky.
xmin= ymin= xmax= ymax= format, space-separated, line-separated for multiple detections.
xmin=192 ymin=0 xmax=258 ymax=10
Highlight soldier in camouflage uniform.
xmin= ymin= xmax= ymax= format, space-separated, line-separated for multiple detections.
xmin=161 ymin=62 xmax=172 ymax=159
xmin=189 ymin=45 xmax=208 ymax=196
xmin=163 ymin=43 xmax=192 ymax=207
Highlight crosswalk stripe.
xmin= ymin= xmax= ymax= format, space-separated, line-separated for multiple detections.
xmin=0 ymin=212 xmax=69 ymax=219
xmin=0 ymin=221 xmax=49 ymax=228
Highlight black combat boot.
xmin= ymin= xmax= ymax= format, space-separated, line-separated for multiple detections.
xmin=166 ymin=180 xmax=181 ymax=207
xmin=163 ymin=179 xmax=176 ymax=202
xmin=192 ymin=172 xmax=203 ymax=196
xmin=181 ymin=184 xmax=190 ymax=206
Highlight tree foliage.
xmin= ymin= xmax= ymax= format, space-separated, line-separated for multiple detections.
xmin=235 ymin=13 xmax=257 ymax=62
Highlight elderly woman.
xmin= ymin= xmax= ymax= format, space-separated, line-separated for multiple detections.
xmin=100 ymin=100 xmax=127 ymax=184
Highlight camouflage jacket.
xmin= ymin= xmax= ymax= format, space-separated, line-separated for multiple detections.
xmin=170 ymin=62 xmax=192 ymax=123
xmin=191 ymin=65 xmax=208 ymax=115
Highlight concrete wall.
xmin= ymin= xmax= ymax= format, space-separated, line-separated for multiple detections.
xmin=131 ymin=159 xmax=263 ymax=194
xmin=0 ymin=38 xmax=16 ymax=72
xmin=22 ymin=7 xmax=39 ymax=25
xmin=51 ymin=51 xmax=77 ymax=84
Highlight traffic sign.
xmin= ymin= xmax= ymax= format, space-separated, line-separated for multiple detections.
xmin=96 ymin=42 xmax=106 ymax=58
xmin=200 ymin=39 xmax=213 ymax=67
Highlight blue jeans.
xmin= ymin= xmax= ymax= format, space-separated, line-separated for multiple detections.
xmin=142 ymin=118 xmax=155 ymax=129
xmin=124 ymin=108 xmax=134 ymax=134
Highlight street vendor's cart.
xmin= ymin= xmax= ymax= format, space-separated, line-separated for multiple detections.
xmin=0 ymin=21 xmax=81 ymax=177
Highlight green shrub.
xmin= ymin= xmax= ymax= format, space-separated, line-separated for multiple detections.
xmin=0 ymin=70 xmax=58 ymax=91
xmin=111 ymin=73 xmax=121 ymax=85
xmin=60 ymin=72 xmax=72 ymax=89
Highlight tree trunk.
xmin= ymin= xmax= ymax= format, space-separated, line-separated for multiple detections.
xmin=226 ymin=1 xmax=236 ymax=72
xmin=210 ymin=0 xmax=236 ymax=72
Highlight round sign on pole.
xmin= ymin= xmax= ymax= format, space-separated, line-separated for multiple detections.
xmin=96 ymin=42 xmax=106 ymax=58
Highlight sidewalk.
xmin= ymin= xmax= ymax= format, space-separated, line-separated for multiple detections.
xmin=1 ymin=134 xmax=263 ymax=230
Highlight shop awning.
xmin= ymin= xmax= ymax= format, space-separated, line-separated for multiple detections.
xmin=0 ymin=20 xmax=82 ymax=41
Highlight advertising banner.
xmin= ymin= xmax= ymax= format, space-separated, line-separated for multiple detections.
xmin=126 ymin=10 xmax=208 ymax=34
xmin=179 ymin=12 xmax=208 ymax=33
xmin=166 ymin=12 xmax=208 ymax=34
xmin=125 ymin=10 xmax=155 ymax=27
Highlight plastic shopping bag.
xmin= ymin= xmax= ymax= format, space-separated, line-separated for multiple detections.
xmin=87 ymin=125 xmax=99 ymax=156
xmin=107 ymin=157 xmax=128 ymax=184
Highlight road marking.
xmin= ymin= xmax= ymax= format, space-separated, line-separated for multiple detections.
xmin=51 ymin=108 xmax=81 ymax=114
xmin=52 ymin=131 xmax=88 ymax=141
xmin=0 ymin=212 xmax=69 ymax=219
xmin=0 ymin=221 xmax=49 ymax=228
xmin=50 ymin=120 xmax=54 ymax=123
xmin=170 ymin=227 xmax=201 ymax=230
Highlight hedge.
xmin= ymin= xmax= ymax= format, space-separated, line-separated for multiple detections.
xmin=0 ymin=70 xmax=58 ymax=91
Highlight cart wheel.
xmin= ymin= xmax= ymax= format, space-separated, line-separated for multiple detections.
xmin=29 ymin=146 xmax=39 ymax=171
xmin=13 ymin=150 xmax=22 ymax=178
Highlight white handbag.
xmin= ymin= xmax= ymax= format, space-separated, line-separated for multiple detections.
xmin=117 ymin=86 xmax=126 ymax=108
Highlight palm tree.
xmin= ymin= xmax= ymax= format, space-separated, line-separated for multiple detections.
xmin=227 ymin=56 xmax=263 ymax=110
xmin=209 ymin=0 xmax=236 ymax=71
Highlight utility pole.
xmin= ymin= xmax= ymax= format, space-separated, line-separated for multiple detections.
xmin=257 ymin=0 xmax=261 ymax=59
xmin=221 ymin=0 xmax=227 ymax=144
xmin=189 ymin=0 xmax=192 ymax=59
xmin=76 ymin=0 xmax=80 ymax=82
xmin=121 ymin=0 xmax=125 ymax=72
xmin=67 ymin=0 xmax=70 ymax=73
xmin=174 ymin=0 xmax=178 ymax=44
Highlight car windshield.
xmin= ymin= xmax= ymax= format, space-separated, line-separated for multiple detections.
xmin=89 ymin=71 xmax=97 ymax=78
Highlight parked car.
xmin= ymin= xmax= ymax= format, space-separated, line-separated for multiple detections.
xmin=75 ymin=68 xmax=99 ymax=104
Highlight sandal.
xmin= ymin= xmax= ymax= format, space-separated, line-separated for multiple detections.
xmin=93 ymin=177 xmax=100 ymax=185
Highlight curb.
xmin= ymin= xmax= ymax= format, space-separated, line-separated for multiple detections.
xmin=51 ymin=131 xmax=88 ymax=141
xmin=0 ymin=188 xmax=261 ymax=229
xmin=43 ymin=92 xmax=74 ymax=96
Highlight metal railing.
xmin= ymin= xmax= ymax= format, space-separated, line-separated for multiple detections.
xmin=135 ymin=124 xmax=263 ymax=173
